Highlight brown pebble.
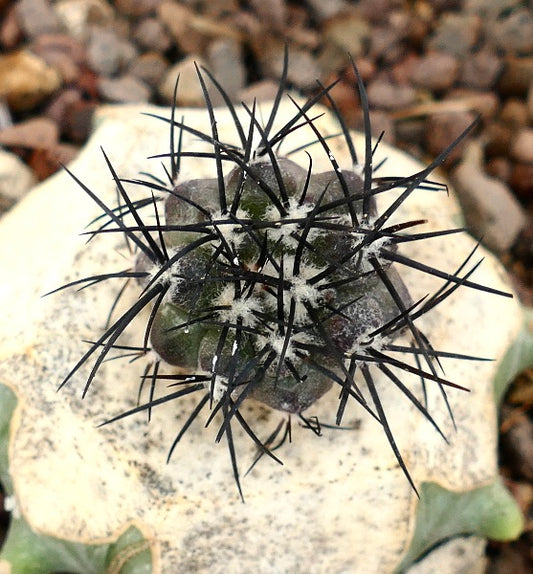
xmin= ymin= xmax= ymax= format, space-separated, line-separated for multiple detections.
xmin=486 ymin=157 xmax=512 ymax=184
xmin=207 ymin=38 xmax=245 ymax=105
xmin=129 ymin=52 xmax=169 ymax=87
xmin=366 ymin=74 xmax=417 ymax=110
xmin=63 ymin=100 xmax=98 ymax=143
xmin=0 ymin=5 xmax=23 ymax=50
xmin=510 ymin=163 xmax=533 ymax=198
xmin=238 ymin=80 xmax=281 ymax=106
xmin=157 ymin=1 xmax=209 ymax=54
xmin=45 ymin=88 xmax=82 ymax=133
xmin=446 ymin=88 xmax=499 ymax=119
xmin=0 ymin=50 xmax=61 ymax=111
xmin=425 ymin=110 xmax=476 ymax=166
xmin=498 ymin=56 xmax=533 ymax=97
xmin=510 ymin=129 xmax=533 ymax=164
xmin=0 ymin=117 xmax=58 ymax=149
xmin=158 ymin=55 xmax=207 ymax=107
xmin=483 ymin=122 xmax=513 ymax=158
xmin=501 ymin=98 xmax=530 ymax=128
xmin=451 ymin=142 xmax=526 ymax=253
xmin=253 ymin=38 xmax=321 ymax=90
xmin=411 ymin=52 xmax=459 ymax=92
xmin=322 ymin=9 xmax=370 ymax=58
xmin=249 ymin=0 xmax=287 ymax=31
xmin=501 ymin=407 xmax=533 ymax=481
xmin=30 ymin=34 xmax=86 ymax=84
xmin=115 ymin=0 xmax=161 ymax=17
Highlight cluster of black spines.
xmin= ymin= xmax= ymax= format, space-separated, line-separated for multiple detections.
xmin=52 ymin=52 xmax=511 ymax=499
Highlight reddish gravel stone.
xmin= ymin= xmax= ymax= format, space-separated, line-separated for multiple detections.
xmin=425 ymin=110 xmax=476 ymax=166
xmin=411 ymin=52 xmax=459 ymax=92
xmin=511 ymin=163 xmax=533 ymax=198
xmin=366 ymin=74 xmax=417 ymax=110
xmin=0 ymin=117 xmax=58 ymax=149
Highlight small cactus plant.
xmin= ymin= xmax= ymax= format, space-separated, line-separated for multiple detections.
xmin=52 ymin=54 xmax=511 ymax=499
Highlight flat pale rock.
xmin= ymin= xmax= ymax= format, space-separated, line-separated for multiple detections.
xmin=0 ymin=99 xmax=523 ymax=572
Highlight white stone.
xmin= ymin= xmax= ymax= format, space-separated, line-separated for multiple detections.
xmin=0 ymin=149 xmax=36 ymax=211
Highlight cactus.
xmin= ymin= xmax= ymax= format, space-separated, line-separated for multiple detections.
xmin=51 ymin=54 xmax=511 ymax=499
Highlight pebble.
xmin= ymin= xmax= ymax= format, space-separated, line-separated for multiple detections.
xmin=501 ymin=406 xmax=533 ymax=481
xmin=0 ymin=5 xmax=23 ymax=49
xmin=27 ymin=143 xmax=78 ymax=181
xmin=460 ymin=48 xmax=503 ymax=90
xmin=411 ymin=52 xmax=459 ymax=92
xmin=133 ymin=17 xmax=172 ymax=52
xmin=489 ymin=8 xmax=533 ymax=55
xmin=355 ymin=109 xmax=396 ymax=145
xmin=464 ymin=0 xmax=521 ymax=20
xmin=498 ymin=56 xmax=533 ymax=97
xmin=0 ymin=117 xmax=59 ymax=149
xmin=486 ymin=156 xmax=512 ymax=183
xmin=158 ymin=55 xmax=207 ymax=107
xmin=253 ymin=38 xmax=321 ymax=90
xmin=0 ymin=50 xmax=61 ymax=112
xmin=45 ymin=88 xmax=82 ymax=130
xmin=368 ymin=26 xmax=405 ymax=65
xmin=483 ymin=122 xmax=513 ymax=158
xmin=427 ymin=13 xmax=480 ymax=59
xmin=55 ymin=0 xmax=115 ymax=41
xmin=98 ymin=74 xmax=151 ymax=103
xmin=501 ymin=100 xmax=530 ymax=128
xmin=30 ymin=34 xmax=86 ymax=84
xmin=87 ymin=26 xmax=138 ymax=76
xmin=0 ymin=149 xmax=36 ymax=213
xmin=114 ymin=0 xmax=162 ymax=17
xmin=527 ymin=80 xmax=533 ymax=121
xmin=207 ymin=38 xmax=245 ymax=105
xmin=128 ymin=52 xmax=169 ymax=87
xmin=510 ymin=163 xmax=533 ymax=198
xmin=157 ymin=1 xmax=209 ymax=55
xmin=16 ymin=0 xmax=61 ymax=39
xmin=425 ymin=110 xmax=476 ymax=166
xmin=322 ymin=10 xmax=370 ymax=58
xmin=366 ymin=74 xmax=417 ymax=110
xmin=305 ymin=0 xmax=348 ymax=21
xmin=238 ymin=79 xmax=281 ymax=106
xmin=62 ymin=100 xmax=98 ymax=143
xmin=446 ymin=89 xmax=499 ymax=120
xmin=451 ymin=141 xmax=527 ymax=253
xmin=248 ymin=0 xmax=286 ymax=31
xmin=510 ymin=129 xmax=533 ymax=164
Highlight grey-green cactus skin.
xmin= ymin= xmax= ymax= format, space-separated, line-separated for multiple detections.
xmin=142 ymin=157 xmax=411 ymax=415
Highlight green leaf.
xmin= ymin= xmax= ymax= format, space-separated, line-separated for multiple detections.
xmin=0 ymin=383 xmax=152 ymax=574
xmin=493 ymin=307 xmax=533 ymax=403
xmin=398 ymin=479 xmax=524 ymax=572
